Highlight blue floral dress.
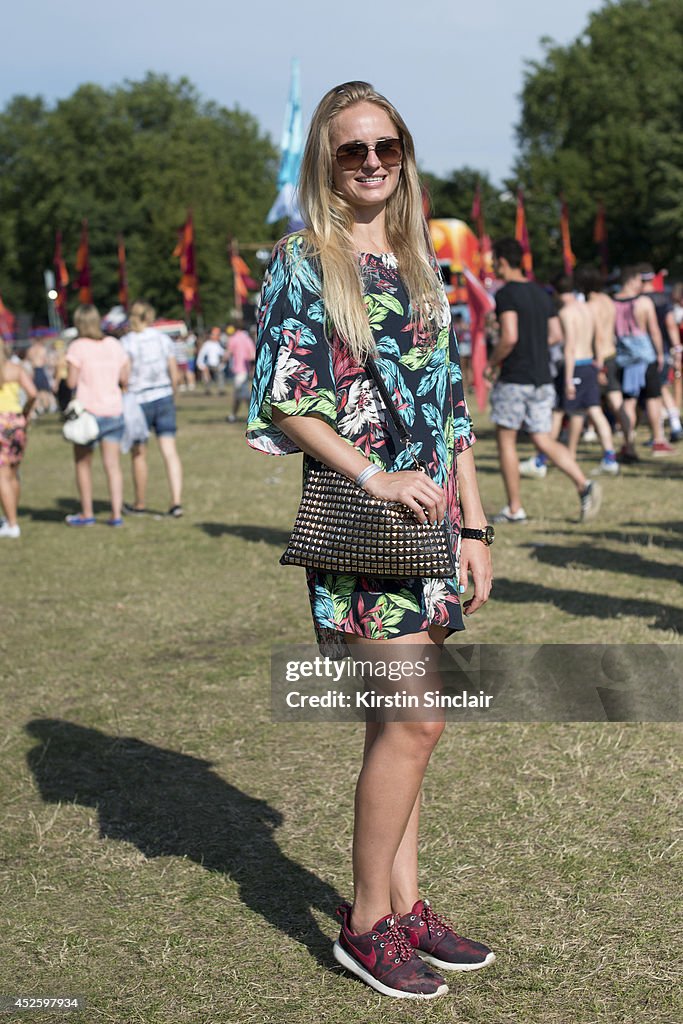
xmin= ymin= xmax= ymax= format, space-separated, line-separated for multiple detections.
xmin=247 ymin=234 xmax=475 ymax=645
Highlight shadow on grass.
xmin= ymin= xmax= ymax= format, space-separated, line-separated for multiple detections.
xmin=493 ymin=578 xmax=683 ymax=632
xmin=524 ymin=542 xmax=683 ymax=583
xmin=535 ymin=526 xmax=682 ymax=552
xmin=25 ymin=719 xmax=341 ymax=967
xmin=21 ymin=498 xmax=113 ymax=522
xmin=195 ymin=523 xmax=292 ymax=546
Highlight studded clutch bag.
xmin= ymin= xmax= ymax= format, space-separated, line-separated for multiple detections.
xmin=279 ymin=357 xmax=457 ymax=579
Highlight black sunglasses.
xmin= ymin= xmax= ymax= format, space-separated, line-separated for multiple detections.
xmin=335 ymin=138 xmax=403 ymax=171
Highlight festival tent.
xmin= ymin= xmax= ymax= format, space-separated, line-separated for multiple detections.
xmin=428 ymin=219 xmax=482 ymax=305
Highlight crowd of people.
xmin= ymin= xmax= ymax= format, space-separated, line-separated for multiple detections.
xmin=0 ymin=307 xmax=256 ymax=534
xmin=483 ymin=252 xmax=683 ymax=524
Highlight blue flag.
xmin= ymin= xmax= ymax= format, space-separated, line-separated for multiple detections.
xmin=267 ymin=59 xmax=304 ymax=229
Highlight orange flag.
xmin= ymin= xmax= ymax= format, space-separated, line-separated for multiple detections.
xmin=514 ymin=190 xmax=533 ymax=278
xmin=173 ymin=211 xmax=199 ymax=313
xmin=560 ymin=198 xmax=576 ymax=275
xmin=74 ymin=220 xmax=92 ymax=304
xmin=54 ymin=230 xmax=70 ymax=325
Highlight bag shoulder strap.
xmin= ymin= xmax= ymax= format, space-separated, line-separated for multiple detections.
xmin=365 ymin=354 xmax=413 ymax=446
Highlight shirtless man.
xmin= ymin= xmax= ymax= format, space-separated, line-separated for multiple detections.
xmin=555 ymin=274 xmax=618 ymax=474
xmin=612 ymin=266 xmax=671 ymax=458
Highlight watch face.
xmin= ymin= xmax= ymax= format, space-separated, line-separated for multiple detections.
xmin=485 ymin=525 xmax=495 ymax=545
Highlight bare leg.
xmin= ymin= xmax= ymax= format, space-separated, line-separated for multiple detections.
xmin=495 ymin=426 xmax=522 ymax=513
xmin=645 ymin=396 xmax=666 ymax=444
xmin=0 ymin=465 xmax=18 ymax=525
xmin=529 ymin=431 xmax=587 ymax=491
xmin=567 ymin=415 xmax=584 ymax=460
xmin=587 ymin=405 xmax=616 ymax=455
xmin=157 ymin=435 xmax=183 ymax=507
xmin=73 ymin=445 xmax=94 ymax=518
xmin=346 ymin=629 xmax=446 ymax=934
xmin=621 ymin=397 xmax=637 ymax=449
xmin=130 ymin=443 xmax=148 ymax=509
xmin=100 ymin=440 xmax=123 ymax=520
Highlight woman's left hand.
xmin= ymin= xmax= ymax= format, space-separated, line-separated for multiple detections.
xmin=458 ymin=538 xmax=493 ymax=616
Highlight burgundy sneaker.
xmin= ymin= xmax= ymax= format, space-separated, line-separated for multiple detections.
xmin=333 ymin=903 xmax=448 ymax=999
xmin=399 ymin=898 xmax=495 ymax=972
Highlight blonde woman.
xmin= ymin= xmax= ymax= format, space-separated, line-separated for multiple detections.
xmin=247 ymin=82 xmax=494 ymax=999
xmin=0 ymin=343 xmax=37 ymax=538
xmin=121 ymin=301 xmax=183 ymax=517
xmin=65 ymin=304 xmax=129 ymax=526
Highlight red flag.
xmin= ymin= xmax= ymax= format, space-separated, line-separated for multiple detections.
xmin=0 ymin=294 xmax=15 ymax=340
xmin=173 ymin=211 xmax=199 ymax=313
xmin=463 ymin=267 xmax=495 ymax=412
xmin=471 ymin=183 xmax=487 ymax=281
xmin=514 ymin=190 xmax=534 ymax=278
xmin=560 ymin=197 xmax=576 ymax=276
xmin=593 ymin=202 xmax=609 ymax=278
xmin=73 ymin=220 xmax=92 ymax=304
xmin=53 ymin=230 xmax=70 ymax=325
xmin=117 ymin=234 xmax=128 ymax=309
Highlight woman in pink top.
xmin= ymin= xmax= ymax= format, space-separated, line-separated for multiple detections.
xmin=65 ymin=305 xmax=130 ymax=527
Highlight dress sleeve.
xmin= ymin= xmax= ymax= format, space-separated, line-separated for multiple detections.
xmin=247 ymin=235 xmax=338 ymax=455
xmin=449 ymin=322 xmax=476 ymax=455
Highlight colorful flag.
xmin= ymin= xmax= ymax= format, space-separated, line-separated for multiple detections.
xmin=560 ymin=197 xmax=576 ymax=276
xmin=514 ymin=190 xmax=533 ymax=278
xmin=267 ymin=59 xmax=304 ymax=229
xmin=117 ymin=234 xmax=128 ymax=310
xmin=173 ymin=211 xmax=199 ymax=314
xmin=593 ymin=202 xmax=609 ymax=278
xmin=74 ymin=220 xmax=92 ymax=304
xmin=0 ymin=294 xmax=15 ymax=340
xmin=230 ymin=239 xmax=258 ymax=315
xmin=463 ymin=266 xmax=495 ymax=412
xmin=53 ymin=230 xmax=70 ymax=325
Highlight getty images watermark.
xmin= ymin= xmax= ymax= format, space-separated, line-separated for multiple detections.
xmin=271 ymin=644 xmax=682 ymax=722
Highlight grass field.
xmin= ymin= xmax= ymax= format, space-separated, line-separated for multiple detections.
xmin=1 ymin=395 xmax=681 ymax=1024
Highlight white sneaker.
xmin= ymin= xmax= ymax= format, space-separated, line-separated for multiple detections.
xmin=582 ymin=427 xmax=598 ymax=443
xmin=593 ymin=459 xmax=619 ymax=476
xmin=492 ymin=505 xmax=528 ymax=524
xmin=519 ymin=455 xmax=547 ymax=480
xmin=0 ymin=522 xmax=20 ymax=539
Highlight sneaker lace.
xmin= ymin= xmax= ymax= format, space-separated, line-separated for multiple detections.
xmin=384 ymin=916 xmax=415 ymax=962
xmin=421 ymin=900 xmax=460 ymax=940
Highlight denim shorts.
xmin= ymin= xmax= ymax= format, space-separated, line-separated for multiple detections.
xmin=490 ymin=381 xmax=555 ymax=434
xmin=95 ymin=414 xmax=125 ymax=444
xmin=140 ymin=394 xmax=177 ymax=437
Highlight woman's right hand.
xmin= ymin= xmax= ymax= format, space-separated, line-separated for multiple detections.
xmin=363 ymin=470 xmax=446 ymax=525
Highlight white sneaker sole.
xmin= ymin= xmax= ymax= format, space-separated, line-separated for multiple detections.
xmin=419 ymin=950 xmax=496 ymax=972
xmin=333 ymin=941 xmax=449 ymax=999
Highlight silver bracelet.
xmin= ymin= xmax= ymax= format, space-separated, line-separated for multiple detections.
xmin=355 ymin=464 xmax=383 ymax=488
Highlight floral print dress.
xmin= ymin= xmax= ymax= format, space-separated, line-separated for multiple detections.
xmin=247 ymin=234 xmax=475 ymax=645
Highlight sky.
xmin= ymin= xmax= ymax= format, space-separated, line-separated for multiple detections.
xmin=5 ymin=0 xmax=605 ymax=183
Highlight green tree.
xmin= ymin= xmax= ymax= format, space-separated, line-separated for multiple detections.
xmin=514 ymin=0 xmax=683 ymax=279
xmin=421 ymin=166 xmax=514 ymax=243
xmin=0 ymin=75 xmax=279 ymax=324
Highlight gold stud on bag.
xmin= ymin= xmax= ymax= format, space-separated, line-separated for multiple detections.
xmin=280 ymin=356 xmax=457 ymax=579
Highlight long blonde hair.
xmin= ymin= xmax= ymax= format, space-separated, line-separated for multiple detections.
xmin=297 ymin=81 xmax=444 ymax=363
xmin=128 ymin=300 xmax=156 ymax=332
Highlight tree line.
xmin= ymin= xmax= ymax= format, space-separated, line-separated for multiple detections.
xmin=1 ymin=0 xmax=681 ymax=325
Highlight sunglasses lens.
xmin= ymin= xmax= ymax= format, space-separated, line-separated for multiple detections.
xmin=376 ymin=139 xmax=403 ymax=166
xmin=336 ymin=143 xmax=368 ymax=170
